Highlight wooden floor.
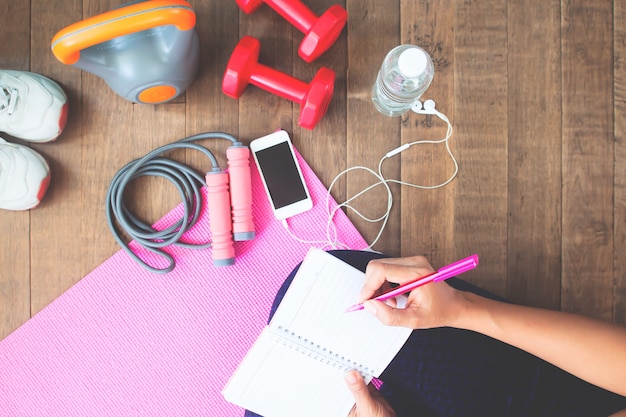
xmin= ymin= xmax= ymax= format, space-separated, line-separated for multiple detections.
xmin=1 ymin=0 xmax=625 ymax=341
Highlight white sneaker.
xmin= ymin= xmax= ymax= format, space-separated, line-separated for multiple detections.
xmin=0 ymin=69 xmax=68 ymax=143
xmin=0 ymin=137 xmax=50 ymax=210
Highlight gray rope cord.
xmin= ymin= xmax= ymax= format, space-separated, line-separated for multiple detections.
xmin=105 ymin=132 xmax=241 ymax=274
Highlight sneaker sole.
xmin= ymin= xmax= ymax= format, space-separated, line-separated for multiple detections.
xmin=22 ymin=147 xmax=51 ymax=210
xmin=43 ymin=101 xmax=69 ymax=143
xmin=36 ymin=171 xmax=52 ymax=206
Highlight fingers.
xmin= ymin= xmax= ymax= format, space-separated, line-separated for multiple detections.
xmin=363 ymin=300 xmax=417 ymax=328
xmin=344 ymin=370 xmax=376 ymax=413
xmin=359 ymin=256 xmax=435 ymax=302
xmin=364 ymin=282 xmax=467 ymax=329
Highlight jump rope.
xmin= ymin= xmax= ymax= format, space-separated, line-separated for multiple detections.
xmin=106 ymin=132 xmax=252 ymax=274
xmin=106 ymin=101 xmax=455 ymax=273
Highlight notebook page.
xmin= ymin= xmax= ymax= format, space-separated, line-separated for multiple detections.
xmin=222 ymin=328 xmax=355 ymax=417
xmin=270 ymin=249 xmax=411 ymax=377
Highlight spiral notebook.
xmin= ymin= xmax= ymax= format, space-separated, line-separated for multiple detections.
xmin=222 ymin=248 xmax=412 ymax=417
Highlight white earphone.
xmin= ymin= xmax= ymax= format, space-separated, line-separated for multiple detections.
xmin=282 ymin=99 xmax=459 ymax=251
xmin=412 ymin=99 xmax=438 ymax=115
xmin=386 ymin=99 xmax=452 ymax=158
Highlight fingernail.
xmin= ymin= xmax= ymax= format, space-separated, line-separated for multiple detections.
xmin=363 ymin=301 xmax=377 ymax=315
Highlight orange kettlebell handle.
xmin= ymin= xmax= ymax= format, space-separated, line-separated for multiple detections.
xmin=51 ymin=0 xmax=196 ymax=65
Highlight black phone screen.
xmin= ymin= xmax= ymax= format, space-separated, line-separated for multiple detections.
xmin=254 ymin=142 xmax=308 ymax=209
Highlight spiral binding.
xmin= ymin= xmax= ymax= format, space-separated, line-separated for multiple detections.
xmin=273 ymin=326 xmax=373 ymax=379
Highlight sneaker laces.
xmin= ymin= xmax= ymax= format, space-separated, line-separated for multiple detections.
xmin=0 ymin=86 xmax=18 ymax=115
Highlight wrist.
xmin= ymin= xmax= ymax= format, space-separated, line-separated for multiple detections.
xmin=451 ymin=290 xmax=490 ymax=332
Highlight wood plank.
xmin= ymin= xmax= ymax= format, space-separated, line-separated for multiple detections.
xmin=453 ymin=0 xmax=508 ymax=295
xmin=0 ymin=1 xmax=29 ymax=69
xmin=28 ymin=0 xmax=109 ymax=312
xmin=506 ymin=0 xmax=562 ymax=309
xmin=293 ymin=0 xmax=348 ymax=210
xmin=238 ymin=3 xmax=295 ymax=140
xmin=399 ymin=0 xmax=456 ymax=266
xmin=186 ymin=0 xmax=239 ymax=134
xmin=28 ymin=0 xmax=83 ymax=316
xmin=561 ymin=0 xmax=614 ymax=320
xmin=614 ymin=0 xmax=626 ymax=325
xmin=185 ymin=1 xmax=240 ymax=177
xmin=0 ymin=0 xmax=31 ymax=340
xmin=346 ymin=0 xmax=402 ymax=256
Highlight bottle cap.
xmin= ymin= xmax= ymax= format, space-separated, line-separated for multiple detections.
xmin=398 ymin=47 xmax=428 ymax=78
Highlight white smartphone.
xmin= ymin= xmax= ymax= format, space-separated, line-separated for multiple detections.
xmin=250 ymin=130 xmax=313 ymax=220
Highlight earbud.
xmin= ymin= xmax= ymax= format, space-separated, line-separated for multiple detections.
xmin=411 ymin=99 xmax=452 ymax=126
xmin=423 ymin=99 xmax=436 ymax=112
xmin=411 ymin=99 xmax=437 ymax=115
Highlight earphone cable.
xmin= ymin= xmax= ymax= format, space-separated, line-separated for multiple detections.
xmin=105 ymin=132 xmax=240 ymax=274
xmin=321 ymin=103 xmax=456 ymax=251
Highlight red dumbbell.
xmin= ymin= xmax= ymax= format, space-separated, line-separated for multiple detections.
xmin=223 ymin=36 xmax=335 ymax=130
xmin=236 ymin=0 xmax=347 ymax=63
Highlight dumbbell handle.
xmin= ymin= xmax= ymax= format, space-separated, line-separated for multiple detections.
xmin=263 ymin=0 xmax=317 ymax=33
xmin=249 ymin=63 xmax=309 ymax=103
xmin=226 ymin=145 xmax=255 ymax=241
xmin=205 ymin=170 xmax=236 ymax=266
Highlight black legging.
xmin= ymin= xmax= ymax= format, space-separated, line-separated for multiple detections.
xmin=244 ymin=250 xmax=626 ymax=417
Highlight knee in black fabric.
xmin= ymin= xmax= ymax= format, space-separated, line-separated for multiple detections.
xmin=379 ymin=382 xmax=434 ymax=417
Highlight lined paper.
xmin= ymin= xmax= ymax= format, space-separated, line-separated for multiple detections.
xmin=222 ymin=249 xmax=412 ymax=417
xmin=271 ymin=248 xmax=412 ymax=376
xmin=223 ymin=330 xmax=354 ymax=417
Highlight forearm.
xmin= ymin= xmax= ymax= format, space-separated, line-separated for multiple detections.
xmin=455 ymin=292 xmax=626 ymax=397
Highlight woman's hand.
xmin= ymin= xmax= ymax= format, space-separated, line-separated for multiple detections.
xmin=359 ymin=256 xmax=467 ymax=329
xmin=344 ymin=371 xmax=396 ymax=417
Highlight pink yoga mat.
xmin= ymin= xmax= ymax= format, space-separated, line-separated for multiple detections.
xmin=0 ymin=150 xmax=367 ymax=416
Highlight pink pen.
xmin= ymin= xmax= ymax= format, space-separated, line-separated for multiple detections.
xmin=345 ymin=254 xmax=480 ymax=313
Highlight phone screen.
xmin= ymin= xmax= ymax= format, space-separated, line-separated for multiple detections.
xmin=254 ymin=142 xmax=308 ymax=209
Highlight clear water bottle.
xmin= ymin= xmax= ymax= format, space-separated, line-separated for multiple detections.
xmin=372 ymin=45 xmax=434 ymax=117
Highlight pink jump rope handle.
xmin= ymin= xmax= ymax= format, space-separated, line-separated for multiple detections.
xmin=226 ymin=145 xmax=255 ymax=241
xmin=205 ymin=170 xmax=236 ymax=266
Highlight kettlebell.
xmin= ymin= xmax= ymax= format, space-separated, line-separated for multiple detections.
xmin=51 ymin=0 xmax=199 ymax=104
